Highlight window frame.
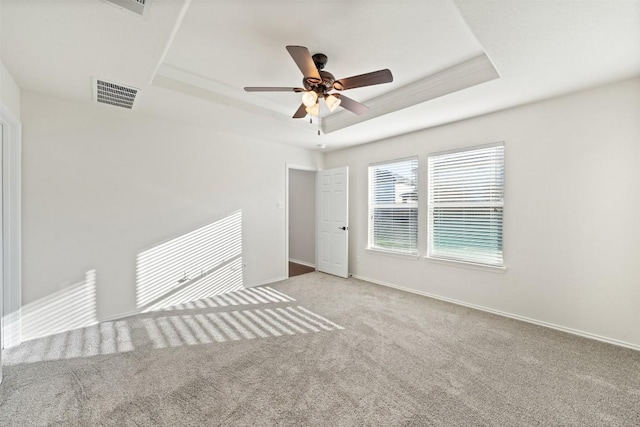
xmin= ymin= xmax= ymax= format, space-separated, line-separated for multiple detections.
xmin=367 ymin=156 xmax=419 ymax=257
xmin=426 ymin=142 xmax=505 ymax=269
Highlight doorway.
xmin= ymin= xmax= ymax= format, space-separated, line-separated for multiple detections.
xmin=286 ymin=167 xmax=317 ymax=278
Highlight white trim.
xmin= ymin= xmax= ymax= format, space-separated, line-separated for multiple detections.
xmin=153 ymin=65 xmax=311 ymax=132
xmin=285 ymin=164 xmax=318 ymax=279
xmin=351 ymin=274 xmax=640 ymax=352
xmin=323 ymin=53 xmax=499 ymax=134
xmin=368 ymin=155 xmax=419 ymax=168
xmin=98 ymin=276 xmax=290 ymax=323
xmin=366 ymin=248 xmax=419 ymax=260
xmin=149 ymin=0 xmax=191 ymax=81
xmin=0 ymin=104 xmax=22 ymax=349
xmin=427 ymin=140 xmax=504 ymax=158
xmin=100 ymin=309 xmax=141 ymax=323
xmin=247 ymin=276 xmax=288 ymax=288
xmin=424 ymin=256 xmax=506 ymax=273
xmin=289 ymin=258 xmax=316 ymax=269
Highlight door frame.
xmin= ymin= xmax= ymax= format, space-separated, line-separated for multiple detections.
xmin=0 ymin=104 xmax=22 ymax=350
xmin=285 ymin=164 xmax=318 ymax=278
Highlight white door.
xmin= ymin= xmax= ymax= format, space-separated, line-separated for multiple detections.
xmin=316 ymin=167 xmax=349 ymax=278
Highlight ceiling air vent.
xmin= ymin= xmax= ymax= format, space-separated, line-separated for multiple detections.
xmin=94 ymin=79 xmax=139 ymax=109
xmin=103 ymin=0 xmax=146 ymax=17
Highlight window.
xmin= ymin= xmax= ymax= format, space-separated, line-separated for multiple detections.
xmin=428 ymin=143 xmax=504 ymax=267
xmin=368 ymin=157 xmax=418 ymax=255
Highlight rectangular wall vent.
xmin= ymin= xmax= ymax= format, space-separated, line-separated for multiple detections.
xmin=104 ymin=0 xmax=146 ymax=16
xmin=95 ymin=79 xmax=139 ymax=109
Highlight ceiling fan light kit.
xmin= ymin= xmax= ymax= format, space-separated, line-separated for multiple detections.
xmin=305 ymin=103 xmax=320 ymax=116
xmin=325 ymin=94 xmax=341 ymax=112
xmin=301 ymin=90 xmax=318 ymax=107
xmin=244 ymin=45 xmax=393 ymax=120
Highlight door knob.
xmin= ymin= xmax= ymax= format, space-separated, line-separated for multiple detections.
xmin=339 ymin=226 xmax=348 ymax=230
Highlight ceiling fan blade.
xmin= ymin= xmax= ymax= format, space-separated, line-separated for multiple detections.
xmin=334 ymin=94 xmax=369 ymax=115
xmin=286 ymin=46 xmax=321 ymax=81
xmin=292 ymin=103 xmax=307 ymax=119
xmin=334 ymin=69 xmax=393 ymax=91
xmin=244 ymin=87 xmax=305 ymax=92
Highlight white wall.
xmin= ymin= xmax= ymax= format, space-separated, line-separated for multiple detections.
xmin=21 ymin=91 xmax=322 ymax=339
xmin=325 ymin=77 xmax=640 ymax=349
xmin=0 ymin=61 xmax=20 ymax=120
xmin=288 ymin=169 xmax=315 ymax=266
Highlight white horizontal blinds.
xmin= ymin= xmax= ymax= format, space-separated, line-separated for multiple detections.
xmin=369 ymin=157 xmax=418 ymax=254
xmin=428 ymin=143 xmax=504 ymax=266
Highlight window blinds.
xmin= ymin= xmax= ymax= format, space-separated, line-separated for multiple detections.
xmin=428 ymin=143 xmax=504 ymax=266
xmin=369 ymin=157 xmax=418 ymax=254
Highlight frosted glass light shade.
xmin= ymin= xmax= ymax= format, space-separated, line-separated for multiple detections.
xmin=325 ymin=94 xmax=341 ymax=112
xmin=301 ymin=91 xmax=318 ymax=108
xmin=305 ymin=103 xmax=320 ymax=116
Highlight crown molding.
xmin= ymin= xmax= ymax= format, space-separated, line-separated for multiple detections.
xmin=322 ymin=53 xmax=500 ymax=134
xmin=152 ymin=64 xmax=311 ymax=131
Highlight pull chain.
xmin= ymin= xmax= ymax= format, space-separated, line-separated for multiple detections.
xmin=309 ymin=99 xmax=321 ymax=135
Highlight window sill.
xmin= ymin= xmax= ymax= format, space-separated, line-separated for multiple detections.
xmin=424 ymin=256 xmax=506 ymax=273
xmin=366 ymin=247 xmax=420 ymax=260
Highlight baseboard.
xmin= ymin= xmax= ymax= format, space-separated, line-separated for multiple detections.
xmin=20 ymin=319 xmax=102 ymax=343
xmin=100 ymin=309 xmax=142 ymax=323
xmin=98 ymin=277 xmax=288 ymax=322
xmin=247 ymin=275 xmax=288 ymax=288
xmin=289 ymin=258 xmax=316 ymax=268
xmin=13 ymin=275 xmax=293 ymax=342
xmin=351 ymin=274 xmax=640 ymax=352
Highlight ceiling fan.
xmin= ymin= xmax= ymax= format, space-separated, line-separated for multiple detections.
xmin=244 ymin=45 xmax=393 ymax=118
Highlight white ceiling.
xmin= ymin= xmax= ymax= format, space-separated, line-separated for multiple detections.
xmin=2 ymin=0 xmax=639 ymax=152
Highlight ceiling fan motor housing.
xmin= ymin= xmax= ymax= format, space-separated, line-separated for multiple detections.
xmin=319 ymin=70 xmax=335 ymax=89
xmin=303 ymin=72 xmax=335 ymax=92
xmin=302 ymin=53 xmax=335 ymax=92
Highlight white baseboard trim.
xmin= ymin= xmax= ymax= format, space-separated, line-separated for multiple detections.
xmin=97 ymin=277 xmax=289 ymax=323
xmin=289 ymin=258 xmax=316 ymax=268
xmin=247 ymin=276 xmax=288 ymax=288
xmin=21 ymin=319 xmax=101 ymax=343
xmin=100 ymin=309 xmax=142 ymax=323
xmin=17 ymin=276 xmax=293 ymax=339
xmin=351 ymin=274 xmax=640 ymax=352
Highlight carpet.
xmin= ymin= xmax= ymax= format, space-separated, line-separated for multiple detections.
xmin=1 ymin=272 xmax=639 ymax=426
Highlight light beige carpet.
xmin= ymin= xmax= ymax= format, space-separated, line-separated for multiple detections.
xmin=1 ymin=272 xmax=639 ymax=426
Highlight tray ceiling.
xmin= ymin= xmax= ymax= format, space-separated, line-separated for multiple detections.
xmin=1 ymin=0 xmax=639 ymax=151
